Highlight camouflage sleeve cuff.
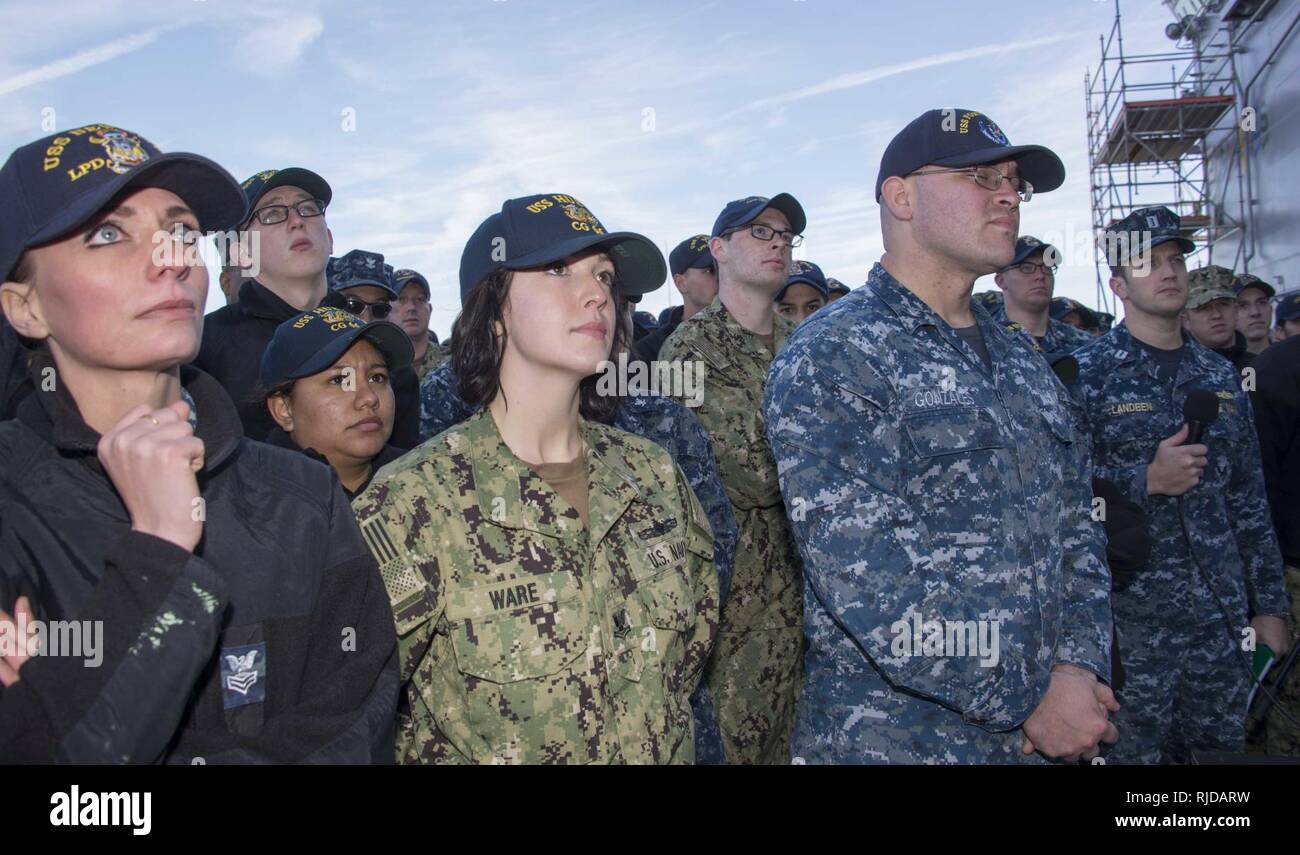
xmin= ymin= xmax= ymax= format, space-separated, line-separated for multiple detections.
xmin=962 ymin=651 xmax=1049 ymax=731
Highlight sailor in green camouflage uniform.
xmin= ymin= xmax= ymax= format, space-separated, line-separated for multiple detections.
xmin=354 ymin=194 xmax=719 ymax=764
xmin=658 ymin=194 xmax=807 ymax=764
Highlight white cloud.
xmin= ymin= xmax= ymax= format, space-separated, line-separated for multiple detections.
xmin=736 ymin=33 xmax=1080 ymax=115
xmin=0 ymin=26 xmax=176 ymax=96
xmin=235 ymin=14 xmax=324 ymax=74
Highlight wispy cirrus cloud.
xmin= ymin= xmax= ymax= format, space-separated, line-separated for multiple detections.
xmin=235 ymin=13 xmax=324 ymax=74
xmin=0 ymin=25 xmax=179 ymax=97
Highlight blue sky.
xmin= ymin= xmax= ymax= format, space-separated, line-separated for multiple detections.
xmin=0 ymin=0 xmax=1179 ymax=337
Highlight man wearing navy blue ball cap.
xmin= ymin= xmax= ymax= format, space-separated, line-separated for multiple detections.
xmin=632 ymin=234 xmax=717 ymax=364
xmin=774 ymin=259 xmax=829 ymax=325
xmin=766 ymin=109 xmax=1116 ymax=763
xmin=1070 ymin=204 xmax=1289 ymax=763
xmin=659 ymin=192 xmax=807 ymax=764
xmin=195 ymin=165 xmax=336 ymax=441
xmin=992 ymin=236 xmax=1093 ymax=354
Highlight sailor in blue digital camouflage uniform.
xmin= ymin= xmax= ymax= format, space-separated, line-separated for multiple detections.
xmin=1073 ymin=205 xmax=1290 ymax=764
xmin=991 ymin=236 xmax=1095 ymax=354
xmin=764 ymin=108 xmax=1116 ymax=764
xmin=417 ymin=288 xmax=739 ymax=764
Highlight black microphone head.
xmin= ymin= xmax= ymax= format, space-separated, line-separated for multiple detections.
xmin=1046 ymin=353 xmax=1079 ymax=386
xmin=1184 ymin=389 xmax=1220 ymax=426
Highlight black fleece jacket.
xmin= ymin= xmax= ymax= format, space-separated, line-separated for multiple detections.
xmin=0 ymin=352 xmax=398 ymax=763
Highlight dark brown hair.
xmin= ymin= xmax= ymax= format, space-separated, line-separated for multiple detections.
xmin=452 ymin=267 xmax=627 ymax=424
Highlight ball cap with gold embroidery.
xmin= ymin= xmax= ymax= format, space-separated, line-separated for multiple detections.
xmin=875 ymin=108 xmax=1065 ymax=201
xmin=669 ymin=234 xmax=714 ymax=276
xmin=239 ymin=167 xmax=332 ymax=225
xmin=259 ymin=306 xmax=413 ymax=388
xmin=0 ymin=123 xmax=246 ymax=280
xmin=459 ymin=193 xmax=666 ymax=302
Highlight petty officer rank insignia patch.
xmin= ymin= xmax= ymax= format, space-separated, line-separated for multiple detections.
xmin=220 ymin=642 xmax=267 ymax=709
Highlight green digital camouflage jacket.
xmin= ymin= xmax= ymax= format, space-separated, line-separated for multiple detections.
xmin=413 ymin=335 xmax=449 ymax=383
xmin=658 ymin=297 xmax=803 ymax=633
xmin=352 ymin=409 xmax=719 ymax=764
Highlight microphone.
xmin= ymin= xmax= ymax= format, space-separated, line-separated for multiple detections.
xmin=1183 ymin=390 xmax=1219 ymax=445
xmin=1047 ymin=354 xmax=1079 ymax=386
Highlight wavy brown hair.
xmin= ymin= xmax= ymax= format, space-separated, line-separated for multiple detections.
xmin=452 ymin=268 xmax=627 ymax=424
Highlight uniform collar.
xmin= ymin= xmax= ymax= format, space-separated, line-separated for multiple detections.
xmin=461 ymin=409 xmax=641 ymax=547
xmin=237 ymin=278 xmax=302 ymax=322
xmin=867 ymin=261 xmax=1015 ymax=374
xmin=18 ymin=349 xmax=244 ymax=472
xmin=702 ymin=295 xmax=793 ymax=358
xmin=1105 ymin=320 xmax=1221 ymax=386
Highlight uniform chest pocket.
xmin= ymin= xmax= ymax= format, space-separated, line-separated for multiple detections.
xmin=1038 ymin=401 xmax=1075 ymax=446
xmin=628 ymin=533 xmax=695 ymax=633
xmin=902 ymin=407 xmax=1004 ymax=504
xmin=903 ymin=407 xmax=1003 ymax=458
xmin=443 ymin=570 xmax=588 ymax=683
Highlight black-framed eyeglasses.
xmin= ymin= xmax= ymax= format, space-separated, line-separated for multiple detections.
xmin=340 ymin=296 xmax=392 ymax=319
xmin=723 ymin=223 xmax=804 ymax=248
xmin=1007 ymin=261 xmax=1058 ymax=276
xmin=250 ymin=198 xmax=327 ymax=226
xmin=908 ymin=165 xmax=1034 ymax=202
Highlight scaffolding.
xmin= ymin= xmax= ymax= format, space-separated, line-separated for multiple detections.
xmin=1084 ymin=0 xmax=1267 ymax=313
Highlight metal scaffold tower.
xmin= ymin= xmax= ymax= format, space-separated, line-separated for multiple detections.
xmin=1085 ymin=0 xmax=1266 ymax=314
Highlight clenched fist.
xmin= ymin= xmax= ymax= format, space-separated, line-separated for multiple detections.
xmin=97 ymin=400 xmax=205 ymax=552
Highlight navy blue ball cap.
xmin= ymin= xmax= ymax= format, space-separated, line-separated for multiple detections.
xmin=329 ymin=249 xmax=398 ymax=297
xmin=875 ymin=109 xmax=1065 ymax=201
xmin=0 ymin=123 xmax=245 ymax=280
xmin=458 ymin=193 xmax=666 ymax=303
xmin=240 ymin=167 xmax=331 ymax=224
xmin=775 ymin=259 xmax=829 ymax=302
xmin=669 ymin=234 xmax=714 ymax=276
xmin=1008 ymin=235 xmax=1059 ymax=267
xmin=1232 ymin=272 xmax=1275 ymax=299
xmin=1101 ymin=205 xmax=1195 ymax=261
xmin=1050 ymin=296 xmax=1098 ymax=327
xmin=393 ymin=267 xmax=430 ymax=297
xmin=1276 ymin=292 xmax=1300 ymax=325
xmin=259 ymin=306 xmax=413 ymax=388
xmin=711 ymin=193 xmax=806 ymax=238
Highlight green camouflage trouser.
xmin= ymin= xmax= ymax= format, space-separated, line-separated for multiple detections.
xmin=1264 ymin=566 xmax=1300 ymax=756
xmin=707 ymin=627 xmax=804 ymax=764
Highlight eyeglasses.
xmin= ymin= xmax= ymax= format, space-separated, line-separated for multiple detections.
xmin=396 ymin=293 xmax=429 ymax=307
xmin=723 ymin=223 xmax=804 ymax=247
xmin=908 ymin=166 xmax=1034 ymax=202
xmin=1008 ymin=261 xmax=1058 ymax=276
xmin=250 ymin=198 xmax=327 ymax=226
xmin=340 ymin=296 xmax=392 ymax=319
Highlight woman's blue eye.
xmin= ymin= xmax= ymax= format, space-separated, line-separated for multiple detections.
xmin=85 ymin=223 xmax=122 ymax=246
